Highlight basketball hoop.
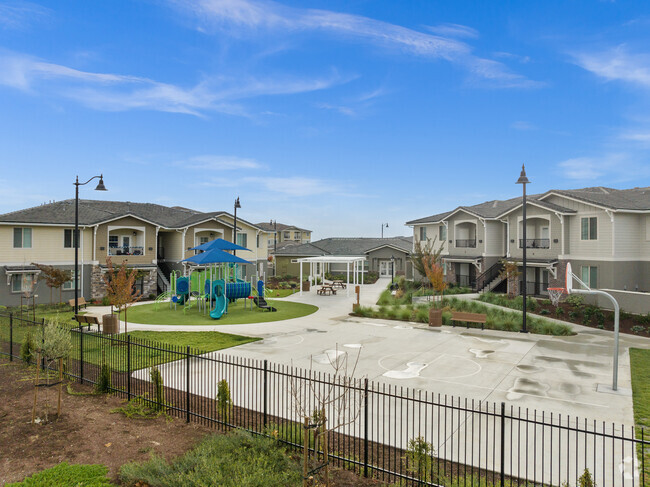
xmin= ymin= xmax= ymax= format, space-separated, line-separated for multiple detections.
xmin=547 ymin=287 xmax=565 ymax=307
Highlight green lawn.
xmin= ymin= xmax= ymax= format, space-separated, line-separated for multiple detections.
xmin=73 ymin=330 xmax=260 ymax=372
xmin=265 ymin=288 xmax=296 ymax=298
xmin=630 ymin=348 xmax=650 ymax=484
xmin=120 ymin=299 xmax=317 ymax=326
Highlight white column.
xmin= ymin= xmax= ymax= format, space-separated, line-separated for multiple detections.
xmin=346 ymin=262 xmax=350 ymax=296
xmin=299 ymin=261 xmax=303 ymax=296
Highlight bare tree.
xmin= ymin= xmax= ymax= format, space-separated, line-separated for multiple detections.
xmin=290 ymin=346 xmax=366 ymax=487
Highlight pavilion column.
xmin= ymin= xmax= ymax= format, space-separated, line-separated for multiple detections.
xmin=299 ymin=261 xmax=303 ymax=296
xmin=346 ymin=262 xmax=350 ymax=297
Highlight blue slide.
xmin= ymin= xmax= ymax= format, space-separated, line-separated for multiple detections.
xmin=209 ymin=279 xmax=227 ymax=319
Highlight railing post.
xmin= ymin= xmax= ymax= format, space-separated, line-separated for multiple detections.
xmin=500 ymin=402 xmax=506 ymax=487
xmin=127 ymin=335 xmax=131 ymax=401
xmin=79 ymin=325 xmax=84 ymax=383
xmin=186 ymin=345 xmax=191 ymax=423
xmin=263 ymin=360 xmax=268 ymax=429
xmin=9 ymin=313 xmax=13 ymax=361
xmin=41 ymin=318 xmax=45 ymax=371
xmin=364 ymin=378 xmax=369 ymax=478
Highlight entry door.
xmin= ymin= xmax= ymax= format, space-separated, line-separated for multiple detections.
xmin=122 ymin=236 xmax=130 ymax=250
xmin=379 ymin=261 xmax=389 ymax=277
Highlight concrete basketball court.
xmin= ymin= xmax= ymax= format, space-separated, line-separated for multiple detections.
xmin=124 ymin=277 xmax=650 ymax=426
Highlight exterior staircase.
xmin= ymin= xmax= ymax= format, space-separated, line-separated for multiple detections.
xmin=156 ymin=262 xmax=172 ymax=294
xmin=474 ymin=262 xmax=505 ymax=294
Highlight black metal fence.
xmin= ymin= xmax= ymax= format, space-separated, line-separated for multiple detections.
xmin=1 ymin=311 xmax=648 ymax=487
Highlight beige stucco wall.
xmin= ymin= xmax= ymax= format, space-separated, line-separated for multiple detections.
xmin=0 ymin=225 xmax=93 ymax=264
xmin=96 ymin=216 xmax=157 ymax=266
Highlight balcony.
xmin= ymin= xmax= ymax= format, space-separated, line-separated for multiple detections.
xmin=455 ymin=239 xmax=476 ymax=248
xmin=108 ymin=245 xmax=145 ymax=256
xmin=519 ymin=238 xmax=550 ymax=249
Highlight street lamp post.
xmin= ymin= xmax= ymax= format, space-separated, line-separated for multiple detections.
xmin=381 ymin=223 xmax=389 ymax=238
xmin=270 ymin=219 xmax=277 ymax=277
xmin=516 ymin=165 xmax=530 ymax=333
xmin=74 ymin=174 xmax=107 ymax=315
xmin=232 ymin=197 xmax=241 ymax=256
xmin=391 ymin=254 xmax=395 ymax=284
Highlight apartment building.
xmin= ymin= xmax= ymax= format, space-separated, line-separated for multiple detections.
xmin=0 ymin=200 xmax=272 ymax=306
xmin=407 ymin=186 xmax=650 ymax=295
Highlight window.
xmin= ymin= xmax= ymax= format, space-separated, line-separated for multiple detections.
xmin=581 ymin=217 xmax=597 ymax=240
xmin=236 ymin=233 xmax=247 ymax=248
xmin=419 ymin=226 xmax=427 ymax=241
xmin=63 ymin=270 xmax=78 ymax=290
xmin=108 ymin=235 xmax=119 ymax=248
xmin=13 ymin=227 xmax=32 ymax=248
xmin=199 ymin=236 xmax=209 ymax=245
xmin=64 ymin=229 xmax=79 ymax=248
xmin=257 ymin=234 xmax=260 ymax=248
xmin=283 ymin=231 xmax=290 ymax=239
xmin=439 ymin=225 xmax=447 ymax=242
xmin=581 ymin=266 xmax=598 ymax=289
xmin=294 ymin=232 xmax=300 ymax=240
xmin=11 ymin=273 xmax=36 ymax=293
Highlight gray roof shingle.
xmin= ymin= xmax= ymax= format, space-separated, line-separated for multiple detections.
xmin=275 ymin=237 xmax=413 ymax=257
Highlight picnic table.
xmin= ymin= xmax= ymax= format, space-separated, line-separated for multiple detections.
xmin=317 ymin=284 xmax=336 ymax=296
xmin=331 ymin=280 xmax=347 ymax=289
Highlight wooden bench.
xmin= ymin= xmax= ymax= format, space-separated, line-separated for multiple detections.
xmin=74 ymin=314 xmax=101 ymax=332
xmin=450 ymin=311 xmax=487 ymax=330
xmin=331 ymin=280 xmax=346 ymax=289
xmin=69 ymin=297 xmax=88 ymax=310
xmin=317 ymin=285 xmax=336 ymax=296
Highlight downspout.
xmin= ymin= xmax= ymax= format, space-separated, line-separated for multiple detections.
xmin=92 ymin=225 xmax=98 ymax=262
xmin=605 ymin=210 xmax=615 ymax=257
xmin=553 ymin=212 xmax=564 ymax=257
xmin=500 ymin=219 xmax=510 ymax=258
xmin=478 ymin=217 xmax=486 ymax=257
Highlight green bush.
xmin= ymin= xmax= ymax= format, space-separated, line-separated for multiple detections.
xmin=216 ymin=379 xmax=233 ymax=422
xmin=555 ymin=307 xmax=565 ymax=317
xmin=415 ymin=306 xmax=429 ymax=323
xmin=7 ymin=462 xmax=113 ymax=486
xmin=565 ymin=294 xmax=584 ymax=307
xmin=150 ymin=366 xmax=165 ymax=411
xmin=568 ymin=310 xmax=581 ymax=322
xmin=399 ymin=307 xmax=413 ymax=321
xmin=539 ymin=309 xmax=550 ymax=315
xmin=119 ymin=431 xmax=302 ymax=487
xmin=95 ymin=354 xmax=112 ymax=394
xmin=20 ymin=330 xmax=35 ymax=365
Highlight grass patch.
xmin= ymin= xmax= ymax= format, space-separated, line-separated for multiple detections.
xmin=71 ymin=331 xmax=260 ymax=373
xmin=119 ymin=430 xmax=302 ymax=487
xmin=6 ymin=462 xmax=114 ymax=486
xmin=630 ymin=348 xmax=650 ymax=485
xmin=265 ymin=288 xmax=296 ymax=298
xmin=121 ymin=300 xmax=317 ymax=326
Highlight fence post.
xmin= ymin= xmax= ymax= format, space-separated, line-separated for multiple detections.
xmin=263 ymin=360 xmax=268 ymax=429
xmin=364 ymin=378 xmax=369 ymax=478
xmin=41 ymin=318 xmax=45 ymax=371
xmin=186 ymin=345 xmax=190 ymax=423
xmin=127 ymin=335 xmax=131 ymax=401
xmin=9 ymin=313 xmax=13 ymax=361
xmin=500 ymin=402 xmax=506 ymax=487
xmin=79 ymin=325 xmax=84 ymax=384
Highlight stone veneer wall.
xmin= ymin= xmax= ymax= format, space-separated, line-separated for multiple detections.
xmin=90 ymin=265 xmax=157 ymax=300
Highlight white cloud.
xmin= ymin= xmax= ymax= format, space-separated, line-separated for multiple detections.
xmin=175 ymin=155 xmax=265 ymax=170
xmin=426 ymin=23 xmax=479 ymax=39
xmin=244 ymin=176 xmax=336 ymax=197
xmin=173 ymin=0 xmax=538 ymax=88
xmin=620 ymin=131 xmax=650 ymax=142
xmin=573 ymin=45 xmax=650 ymax=88
xmin=0 ymin=51 xmax=348 ymax=116
xmin=511 ymin=121 xmax=536 ymax=131
xmin=557 ymin=153 xmax=650 ymax=181
xmin=0 ymin=1 xmax=49 ymax=30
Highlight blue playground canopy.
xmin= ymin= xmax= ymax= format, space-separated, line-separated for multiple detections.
xmin=191 ymin=237 xmax=249 ymax=252
xmin=182 ymin=248 xmax=251 ymax=265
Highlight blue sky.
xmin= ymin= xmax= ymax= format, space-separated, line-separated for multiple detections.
xmin=1 ymin=0 xmax=650 ymax=239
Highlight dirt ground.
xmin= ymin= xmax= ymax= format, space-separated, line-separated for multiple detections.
xmin=0 ymin=360 xmax=384 ymax=486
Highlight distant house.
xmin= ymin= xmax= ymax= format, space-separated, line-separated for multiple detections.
xmin=274 ymin=237 xmax=413 ymax=279
xmin=407 ymin=186 xmax=650 ymax=295
xmin=255 ymin=222 xmax=312 ymax=248
xmin=0 ymin=200 xmax=272 ymax=306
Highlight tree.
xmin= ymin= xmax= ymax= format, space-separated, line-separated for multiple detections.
xmin=410 ymin=236 xmax=444 ymax=284
xmin=103 ymin=257 xmax=142 ymax=334
xmin=499 ymin=260 xmax=521 ymax=298
xmin=423 ymin=258 xmax=447 ymax=303
xmin=32 ymin=263 xmax=71 ymax=304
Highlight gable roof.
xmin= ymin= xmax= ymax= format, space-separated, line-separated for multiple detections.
xmin=255 ymin=222 xmax=312 ymax=233
xmin=0 ymin=199 xmax=264 ymax=230
xmin=275 ymin=237 xmax=413 ymax=257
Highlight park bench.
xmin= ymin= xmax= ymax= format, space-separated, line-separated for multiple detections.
xmin=68 ymin=297 xmax=88 ymax=310
xmin=450 ymin=311 xmax=487 ymax=330
xmin=317 ymin=285 xmax=336 ymax=296
xmin=74 ymin=314 xmax=101 ymax=332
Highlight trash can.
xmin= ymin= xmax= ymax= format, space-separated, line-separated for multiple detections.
xmin=302 ymin=281 xmax=310 ymax=292
xmin=102 ymin=314 xmax=119 ymax=334
xmin=428 ymin=308 xmax=442 ymax=327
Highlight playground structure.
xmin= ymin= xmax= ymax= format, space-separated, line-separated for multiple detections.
xmin=154 ymin=239 xmax=277 ymax=320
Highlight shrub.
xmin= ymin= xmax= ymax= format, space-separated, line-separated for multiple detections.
xmin=578 ymin=467 xmax=595 ymax=487
xmin=9 ymin=462 xmax=113 ymax=486
xmin=527 ymin=297 xmax=538 ymax=311
xmin=442 ymin=311 xmax=452 ymax=326
xmin=539 ymin=309 xmax=550 ymax=316
xmin=555 ymin=307 xmax=565 ymax=317
xmin=568 ymin=310 xmax=581 ymax=322
xmin=582 ymin=306 xmax=595 ymax=325
xmin=150 ymin=366 xmax=165 ymax=411
xmin=216 ymin=379 xmax=233 ymax=422
xmin=95 ymin=354 xmax=112 ymax=394
xmin=404 ymin=436 xmax=437 ymax=482
xmin=593 ymin=309 xmax=606 ymax=328
xmin=632 ymin=325 xmax=646 ymax=335
xmin=565 ymin=294 xmax=584 ymax=307
xmin=541 ymin=299 xmax=552 ymax=306
xmin=20 ymin=330 xmax=35 ymax=365
xmin=101 ymin=296 xmax=111 ymax=306
xmin=416 ymin=306 xmax=429 ymax=323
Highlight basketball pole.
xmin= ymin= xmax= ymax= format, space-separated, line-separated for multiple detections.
xmin=568 ymin=269 xmax=620 ymax=391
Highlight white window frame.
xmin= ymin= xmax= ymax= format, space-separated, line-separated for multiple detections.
xmin=580 ymin=216 xmax=598 ymax=241
xmin=11 ymin=272 xmax=37 ymax=293
xmin=62 ymin=270 xmax=79 ymax=290
xmin=13 ymin=227 xmax=32 ymax=249
xmin=236 ymin=232 xmax=248 ymax=248
xmin=439 ymin=225 xmax=447 ymax=242
xmin=580 ymin=265 xmax=598 ymax=289
xmin=419 ymin=226 xmax=427 ymax=241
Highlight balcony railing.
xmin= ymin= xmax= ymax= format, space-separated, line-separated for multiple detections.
xmin=519 ymin=238 xmax=550 ymax=249
xmin=455 ymin=239 xmax=476 ymax=248
xmin=108 ymin=246 xmax=144 ymax=256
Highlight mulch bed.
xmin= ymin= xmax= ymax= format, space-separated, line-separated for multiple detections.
xmin=0 ymin=360 xmax=385 ymax=486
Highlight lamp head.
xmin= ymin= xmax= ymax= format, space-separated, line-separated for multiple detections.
xmin=234 ymin=197 xmax=241 ymax=209
xmin=516 ymin=165 xmax=530 ymax=185
xmin=94 ymin=175 xmax=107 ymax=191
